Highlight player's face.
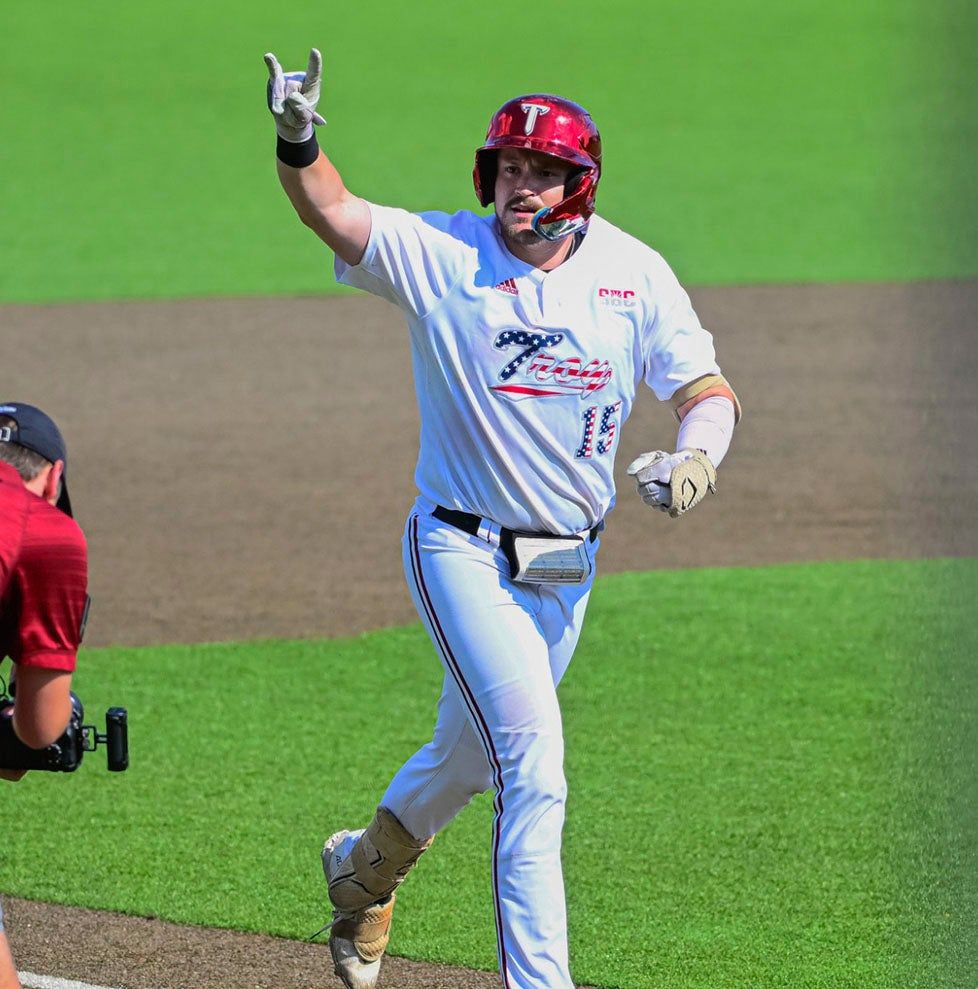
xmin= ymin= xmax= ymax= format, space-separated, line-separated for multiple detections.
xmin=494 ymin=148 xmax=574 ymax=248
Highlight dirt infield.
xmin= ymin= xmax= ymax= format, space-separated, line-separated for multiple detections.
xmin=3 ymin=279 xmax=977 ymax=987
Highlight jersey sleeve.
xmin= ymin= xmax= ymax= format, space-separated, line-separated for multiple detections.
xmin=334 ymin=203 xmax=467 ymax=317
xmin=13 ymin=512 xmax=88 ymax=671
xmin=641 ymin=259 xmax=721 ymax=402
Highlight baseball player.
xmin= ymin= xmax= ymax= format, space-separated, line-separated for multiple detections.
xmin=265 ymin=49 xmax=740 ymax=989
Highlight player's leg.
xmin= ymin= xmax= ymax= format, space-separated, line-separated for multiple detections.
xmin=380 ymin=522 xmax=599 ymax=840
xmin=393 ymin=510 xmax=598 ymax=989
xmin=320 ymin=516 xmax=503 ymax=989
xmin=380 ymin=674 xmax=493 ymax=838
xmin=322 ymin=676 xmax=488 ymax=989
xmin=536 ymin=538 xmax=599 ymax=687
xmin=380 ymin=543 xmax=597 ymax=841
xmin=325 ymin=512 xmax=597 ymax=989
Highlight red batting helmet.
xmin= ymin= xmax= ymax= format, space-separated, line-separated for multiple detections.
xmin=473 ymin=94 xmax=602 ymax=241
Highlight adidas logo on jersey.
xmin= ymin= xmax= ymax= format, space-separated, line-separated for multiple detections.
xmin=494 ymin=278 xmax=519 ymax=296
xmin=597 ymin=287 xmax=636 ymax=307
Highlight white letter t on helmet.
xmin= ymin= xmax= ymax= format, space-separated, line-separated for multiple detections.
xmin=521 ymin=103 xmax=551 ymax=135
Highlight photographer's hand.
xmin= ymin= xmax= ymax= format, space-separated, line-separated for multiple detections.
xmin=0 ymin=709 xmax=26 ymax=781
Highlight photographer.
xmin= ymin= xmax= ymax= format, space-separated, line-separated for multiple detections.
xmin=0 ymin=403 xmax=88 ymax=989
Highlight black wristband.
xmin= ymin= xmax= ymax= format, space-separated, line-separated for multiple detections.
xmin=276 ymin=133 xmax=320 ymax=168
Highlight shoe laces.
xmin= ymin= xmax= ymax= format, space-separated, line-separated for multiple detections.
xmin=308 ymin=894 xmax=392 ymax=942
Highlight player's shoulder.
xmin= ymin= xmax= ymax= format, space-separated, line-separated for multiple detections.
xmin=587 ymin=215 xmax=686 ymax=296
xmin=415 ymin=208 xmax=494 ymax=244
xmin=7 ymin=495 xmax=87 ymax=615
xmin=368 ymin=202 xmax=491 ymax=253
xmin=588 ymin=215 xmax=673 ymax=271
xmin=22 ymin=494 xmax=87 ymax=559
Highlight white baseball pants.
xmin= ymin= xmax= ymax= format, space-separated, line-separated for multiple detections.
xmin=381 ymin=503 xmax=598 ymax=989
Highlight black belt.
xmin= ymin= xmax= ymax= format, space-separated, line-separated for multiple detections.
xmin=432 ymin=505 xmax=602 ymax=544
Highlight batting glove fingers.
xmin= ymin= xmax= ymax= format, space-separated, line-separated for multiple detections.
xmin=626 ymin=450 xmax=675 ymax=509
xmin=264 ymin=48 xmax=326 ymax=143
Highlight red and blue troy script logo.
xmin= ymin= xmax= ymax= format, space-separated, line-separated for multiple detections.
xmin=490 ymin=330 xmax=613 ymax=399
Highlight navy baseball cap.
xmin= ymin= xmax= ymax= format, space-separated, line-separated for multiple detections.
xmin=0 ymin=402 xmax=73 ymax=516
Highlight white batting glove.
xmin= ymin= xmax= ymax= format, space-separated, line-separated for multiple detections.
xmin=626 ymin=449 xmax=717 ymax=519
xmin=264 ymin=48 xmax=327 ymax=143
xmin=626 ymin=450 xmax=685 ymax=510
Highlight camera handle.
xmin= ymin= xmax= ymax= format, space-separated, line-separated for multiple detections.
xmin=80 ymin=707 xmax=129 ymax=772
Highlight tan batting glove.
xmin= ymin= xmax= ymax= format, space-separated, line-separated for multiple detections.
xmin=626 ymin=449 xmax=717 ymax=518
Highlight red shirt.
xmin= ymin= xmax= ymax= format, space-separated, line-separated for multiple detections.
xmin=0 ymin=461 xmax=88 ymax=671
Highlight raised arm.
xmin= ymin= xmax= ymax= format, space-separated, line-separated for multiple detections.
xmin=265 ymin=49 xmax=371 ymax=266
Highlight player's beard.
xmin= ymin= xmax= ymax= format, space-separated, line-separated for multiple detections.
xmin=497 ymin=200 xmax=543 ymax=249
xmin=501 ymin=220 xmax=539 ymax=248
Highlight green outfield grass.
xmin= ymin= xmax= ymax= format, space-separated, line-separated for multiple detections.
xmin=2 ymin=558 xmax=974 ymax=988
xmin=1 ymin=0 xmax=975 ymax=303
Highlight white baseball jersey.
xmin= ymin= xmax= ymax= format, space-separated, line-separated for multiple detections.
xmin=335 ymin=204 xmax=721 ymax=533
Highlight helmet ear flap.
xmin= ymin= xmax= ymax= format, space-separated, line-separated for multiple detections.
xmin=474 ymin=149 xmax=498 ymax=207
xmin=564 ymin=168 xmax=586 ymax=198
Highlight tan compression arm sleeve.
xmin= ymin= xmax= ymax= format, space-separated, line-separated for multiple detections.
xmin=671 ymin=374 xmax=742 ymax=423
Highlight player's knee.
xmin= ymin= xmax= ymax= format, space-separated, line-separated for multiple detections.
xmin=499 ymin=731 xmax=567 ymax=803
xmin=497 ymin=775 xmax=567 ymax=858
xmin=503 ymin=722 xmax=565 ymax=766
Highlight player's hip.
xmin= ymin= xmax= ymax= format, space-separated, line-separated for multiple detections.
xmin=403 ymin=497 xmax=602 ymax=589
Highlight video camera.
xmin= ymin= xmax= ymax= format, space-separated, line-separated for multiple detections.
xmin=0 ymin=690 xmax=128 ymax=773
